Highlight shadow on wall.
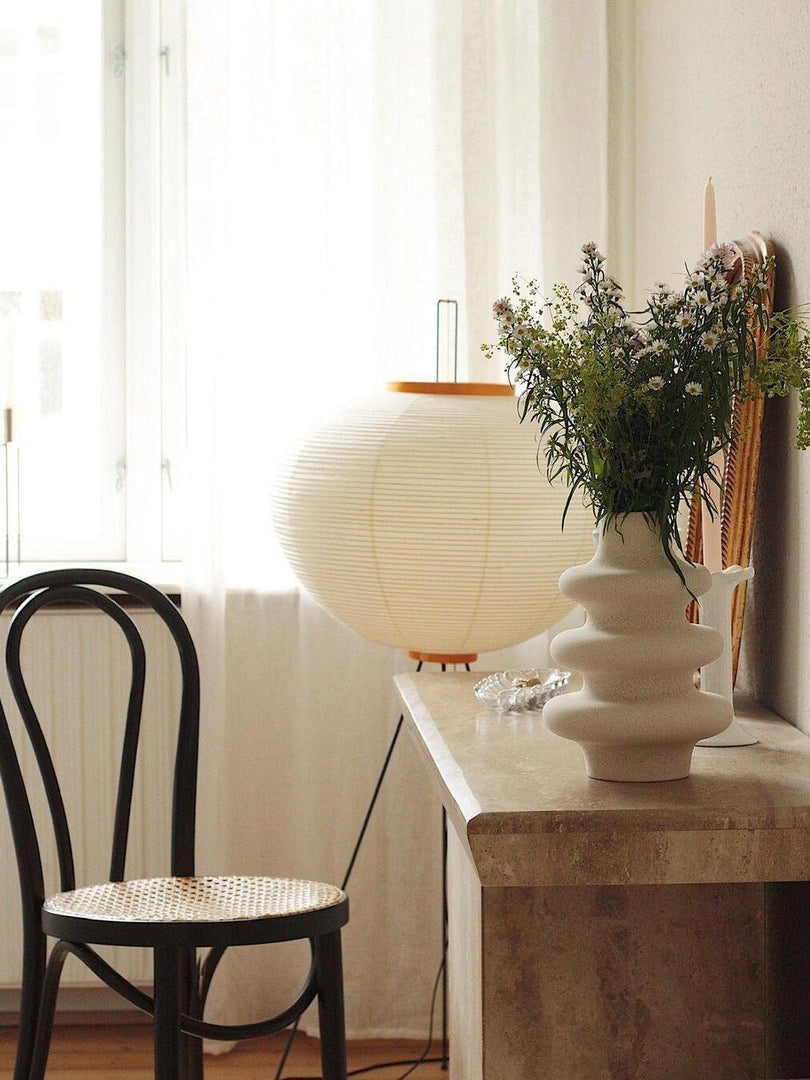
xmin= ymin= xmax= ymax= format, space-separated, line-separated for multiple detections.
xmin=743 ymin=400 xmax=800 ymax=725
xmin=742 ymin=241 xmax=807 ymax=727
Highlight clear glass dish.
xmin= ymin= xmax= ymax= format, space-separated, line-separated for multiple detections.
xmin=473 ymin=668 xmax=570 ymax=713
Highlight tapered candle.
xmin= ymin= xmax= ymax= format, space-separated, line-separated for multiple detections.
xmin=701 ymin=177 xmax=723 ymax=571
xmin=703 ymin=177 xmax=717 ymax=253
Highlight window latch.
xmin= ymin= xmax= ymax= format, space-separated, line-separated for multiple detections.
xmin=115 ymin=459 xmax=126 ymax=492
xmin=162 ymin=458 xmax=173 ymax=490
xmin=160 ymin=46 xmax=170 ymax=76
xmin=112 ymin=44 xmax=126 ymax=79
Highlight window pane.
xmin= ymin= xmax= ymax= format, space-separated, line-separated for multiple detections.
xmin=0 ymin=1 xmax=124 ymax=562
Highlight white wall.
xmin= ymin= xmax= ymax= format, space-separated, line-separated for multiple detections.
xmin=612 ymin=0 xmax=810 ymax=728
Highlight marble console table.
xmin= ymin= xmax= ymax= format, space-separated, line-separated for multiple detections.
xmin=396 ymin=672 xmax=810 ymax=1080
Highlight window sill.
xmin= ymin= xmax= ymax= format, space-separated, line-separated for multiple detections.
xmin=0 ymin=562 xmax=183 ymax=602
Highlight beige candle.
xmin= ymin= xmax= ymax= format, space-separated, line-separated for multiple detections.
xmin=703 ymin=177 xmax=717 ymax=253
xmin=701 ymin=177 xmax=723 ymax=571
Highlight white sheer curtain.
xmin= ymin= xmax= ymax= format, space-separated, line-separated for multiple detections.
xmin=184 ymin=0 xmax=607 ymax=1042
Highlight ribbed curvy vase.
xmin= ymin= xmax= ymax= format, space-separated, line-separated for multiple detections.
xmin=543 ymin=513 xmax=731 ymax=782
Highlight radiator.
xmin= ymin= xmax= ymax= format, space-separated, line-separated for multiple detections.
xmin=0 ymin=607 xmax=180 ymax=990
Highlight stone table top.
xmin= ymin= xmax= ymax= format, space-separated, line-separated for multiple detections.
xmin=395 ymin=672 xmax=810 ymax=887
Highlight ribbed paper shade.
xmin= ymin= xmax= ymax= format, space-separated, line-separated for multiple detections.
xmin=273 ymin=384 xmax=594 ymax=656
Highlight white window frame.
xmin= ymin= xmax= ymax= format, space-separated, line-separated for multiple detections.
xmin=6 ymin=0 xmax=186 ymax=587
xmin=122 ymin=0 xmax=186 ymax=574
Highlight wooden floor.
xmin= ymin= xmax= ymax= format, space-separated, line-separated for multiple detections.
xmin=0 ymin=1025 xmax=446 ymax=1078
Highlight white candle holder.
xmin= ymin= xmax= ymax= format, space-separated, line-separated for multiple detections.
xmin=696 ymin=565 xmax=757 ymax=747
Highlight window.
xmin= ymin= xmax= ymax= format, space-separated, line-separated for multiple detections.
xmin=0 ymin=0 xmax=184 ymax=577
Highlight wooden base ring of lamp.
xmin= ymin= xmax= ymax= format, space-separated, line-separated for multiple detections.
xmin=409 ymin=651 xmax=478 ymax=665
xmin=387 ymin=381 xmax=514 ymax=397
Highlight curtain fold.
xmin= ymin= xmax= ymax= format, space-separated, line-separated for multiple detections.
xmin=184 ymin=0 xmax=607 ymax=1041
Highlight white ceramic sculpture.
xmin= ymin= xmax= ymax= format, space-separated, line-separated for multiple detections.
xmin=544 ymin=513 xmax=731 ymax=782
xmin=696 ymin=566 xmax=758 ymax=747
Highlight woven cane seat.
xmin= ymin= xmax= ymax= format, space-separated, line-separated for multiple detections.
xmin=44 ymin=875 xmax=345 ymax=924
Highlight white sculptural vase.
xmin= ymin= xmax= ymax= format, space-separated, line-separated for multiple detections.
xmin=544 ymin=513 xmax=732 ymax=782
xmin=696 ymin=566 xmax=758 ymax=747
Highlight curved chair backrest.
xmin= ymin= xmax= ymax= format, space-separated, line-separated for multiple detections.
xmin=0 ymin=570 xmax=200 ymax=917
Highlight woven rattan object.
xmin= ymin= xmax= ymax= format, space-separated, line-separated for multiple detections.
xmin=686 ymin=232 xmax=775 ymax=681
xmin=44 ymin=875 xmax=345 ymax=924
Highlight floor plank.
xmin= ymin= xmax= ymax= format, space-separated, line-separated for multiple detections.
xmin=0 ymin=1025 xmax=446 ymax=1078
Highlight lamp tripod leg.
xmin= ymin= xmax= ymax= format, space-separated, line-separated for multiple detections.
xmin=441 ymin=805 xmax=448 ymax=1071
xmin=321 ymin=657 xmax=464 ymax=1079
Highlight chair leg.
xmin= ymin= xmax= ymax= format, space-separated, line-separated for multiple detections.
xmin=313 ymin=931 xmax=347 ymax=1080
xmin=154 ymin=948 xmax=183 ymax=1080
xmin=179 ymin=948 xmax=204 ymax=1080
xmin=29 ymin=941 xmax=71 ymax=1080
xmin=186 ymin=1010 xmax=205 ymax=1079
xmin=14 ymin=923 xmax=46 ymax=1080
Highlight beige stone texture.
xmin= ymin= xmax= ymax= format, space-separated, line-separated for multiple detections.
xmin=401 ymin=673 xmax=810 ymax=1078
xmin=397 ymin=673 xmax=810 ymax=887
xmin=483 ymin=877 xmax=764 ymax=1079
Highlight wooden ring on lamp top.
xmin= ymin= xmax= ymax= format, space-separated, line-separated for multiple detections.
xmin=387 ymin=382 xmax=514 ymax=397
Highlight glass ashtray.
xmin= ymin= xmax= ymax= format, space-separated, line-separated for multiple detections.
xmin=473 ymin=668 xmax=571 ymax=713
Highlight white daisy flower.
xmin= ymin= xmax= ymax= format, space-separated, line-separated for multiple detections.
xmin=712 ymin=274 xmax=728 ymax=292
xmin=605 ymin=277 xmax=623 ymax=298
xmin=719 ymin=242 xmax=738 ymax=267
xmin=675 ymin=311 xmax=695 ymax=330
xmin=493 ymin=297 xmax=513 ymax=318
xmin=648 ymin=376 xmax=665 ymax=391
xmin=694 ymin=289 xmax=711 ymax=307
xmin=650 ymin=339 xmax=666 ymax=355
xmin=701 ymin=330 xmax=721 ymax=351
xmin=685 ymin=382 xmax=703 ymax=396
xmin=666 ymin=292 xmax=682 ymax=308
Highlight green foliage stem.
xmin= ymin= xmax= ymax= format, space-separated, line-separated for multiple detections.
xmin=486 ymin=243 xmax=810 ymax=572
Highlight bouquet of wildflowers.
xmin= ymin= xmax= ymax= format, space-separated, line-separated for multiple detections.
xmin=487 ymin=242 xmax=810 ymax=570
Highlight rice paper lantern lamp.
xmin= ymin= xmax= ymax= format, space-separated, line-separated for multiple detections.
xmin=273 ymin=382 xmax=594 ymax=662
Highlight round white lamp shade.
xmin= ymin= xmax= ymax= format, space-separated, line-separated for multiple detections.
xmin=273 ymin=382 xmax=594 ymax=661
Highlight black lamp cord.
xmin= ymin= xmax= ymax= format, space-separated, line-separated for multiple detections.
xmin=276 ymin=659 xmax=469 ymax=1079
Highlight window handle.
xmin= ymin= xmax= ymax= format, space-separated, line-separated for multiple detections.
xmin=115 ymin=459 xmax=126 ymax=492
xmin=112 ymin=44 xmax=126 ymax=79
xmin=162 ymin=458 xmax=173 ymax=490
xmin=160 ymin=46 xmax=170 ymax=76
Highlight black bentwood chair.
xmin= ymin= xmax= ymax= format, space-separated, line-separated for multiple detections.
xmin=0 ymin=570 xmax=348 ymax=1080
